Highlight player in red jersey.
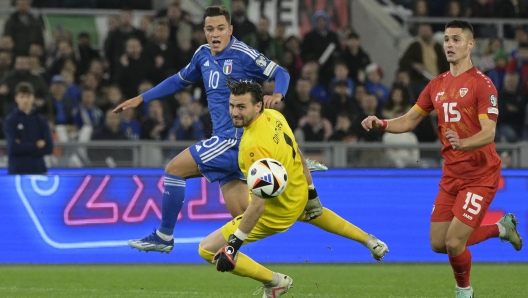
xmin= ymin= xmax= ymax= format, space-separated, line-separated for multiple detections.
xmin=361 ymin=20 xmax=522 ymax=298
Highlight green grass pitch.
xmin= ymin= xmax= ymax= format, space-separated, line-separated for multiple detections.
xmin=0 ymin=263 xmax=527 ymax=297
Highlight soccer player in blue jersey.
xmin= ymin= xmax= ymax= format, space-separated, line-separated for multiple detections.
xmin=113 ymin=6 xmax=383 ymax=257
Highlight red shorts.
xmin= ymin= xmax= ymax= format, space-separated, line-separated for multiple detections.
xmin=431 ymin=170 xmax=500 ymax=228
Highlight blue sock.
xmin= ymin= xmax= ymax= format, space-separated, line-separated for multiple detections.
xmin=158 ymin=174 xmax=186 ymax=236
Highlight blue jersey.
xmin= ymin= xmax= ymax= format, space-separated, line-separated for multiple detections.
xmin=142 ymin=37 xmax=288 ymax=139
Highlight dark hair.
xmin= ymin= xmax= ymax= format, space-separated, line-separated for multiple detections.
xmin=77 ymin=32 xmax=90 ymax=39
xmin=382 ymin=86 xmax=410 ymax=111
xmin=203 ymin=5 xmax=230 ymax=25
xmin=15 ymin=81 xmax=34 ymax=95
xmin=226 ymin=79 xmax=264 ymax=112
xmin=445 ymin=20 xmax=474 ymax=37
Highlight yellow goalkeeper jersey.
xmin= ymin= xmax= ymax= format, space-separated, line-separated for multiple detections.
xmin=239 ymin=109 xmax=308 ymax=230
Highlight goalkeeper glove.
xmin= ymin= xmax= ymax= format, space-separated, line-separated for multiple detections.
xmin=304 ymin=184 xmax=323 ymax=221
xmin=212 ymin=234 xmax=243 ymax=272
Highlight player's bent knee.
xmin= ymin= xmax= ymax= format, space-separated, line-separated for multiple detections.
xmin=430 ymin=241 xmax=447 ymax=253
xmin=198 ymin=244 xmax=215 ymax=264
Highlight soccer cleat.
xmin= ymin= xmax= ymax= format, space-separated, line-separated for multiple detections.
xmin=305 ymin=158 xmax=328 ymax=172
xmin=497 ymin=213 xmax=523 ymax=251
xmin=365 ymin=234 xmax=389 ymax=261
xmin=455 ymin=285 xmax=474 ymax=298
xmin=128 ymin=230 xmax=174 ymax=253
xmin=253 ymin=273 xmax=293 ymax=298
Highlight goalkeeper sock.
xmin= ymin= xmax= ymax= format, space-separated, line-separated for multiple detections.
xmin=448 ymin=248 xmax=472 ymax=288
xmin=158 ymin=174 xmax=186 ymax=236
xmin=306 ymin=208 xmax=369 ymax=244
xmin=466 ymin=224 xmax=499 ymax=246
xmin=198 ymin=245 xmax=273 ymax=283
xmin=231 ymin=252 xmax=273 ymax=283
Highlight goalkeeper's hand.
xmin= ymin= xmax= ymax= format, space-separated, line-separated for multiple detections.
xmin=212 ymin=234 xmax=243 ymax=272
xmin=304 ymin=187 xmax=323 ymax=221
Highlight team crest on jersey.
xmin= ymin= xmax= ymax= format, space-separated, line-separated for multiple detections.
xmin=459 ymin=88 xmax=468 ymax=97
xmin=223 ymin=60 xmax=233 ymax=74
xmin=489 ymin=94 xmax=497 ymax=106
xmin=255 ymin=55 xmax=267 ymax=67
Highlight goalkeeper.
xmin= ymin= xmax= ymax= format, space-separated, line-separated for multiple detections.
xmin=198 ymin=80 xmax=388 ymax=297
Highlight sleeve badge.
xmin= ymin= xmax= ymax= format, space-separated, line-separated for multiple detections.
xmin=489 ymin=94 xmax=497 ymax=107
xmin=255 ymin=55 xmax=267 ymax=67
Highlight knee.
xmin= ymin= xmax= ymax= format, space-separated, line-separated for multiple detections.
xmin=198 ymin=244 xmax=215 ymax=264
xmin=430 ymin=239 xmax=447 ymax=254
xmin=445 ymin=237 xmax=465 ymax=255
xmin=164 ymin=160 xmax=176 ymax=175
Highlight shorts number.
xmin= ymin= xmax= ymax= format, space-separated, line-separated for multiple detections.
xmin=283 ymin=133 xmax=296 ymax=159
xmin=208 ymin=70 xmax=219 ymax=89
xmin=442 ymin=102 xmax=461 ymax=123
xmin=463 ymin=192 xmax=483 ymax=215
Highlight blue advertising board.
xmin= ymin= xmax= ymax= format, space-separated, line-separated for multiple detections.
xmin=1 ymin=169 xmax=526 ymax=264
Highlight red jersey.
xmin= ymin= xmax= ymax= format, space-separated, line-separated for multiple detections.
xmin=413 ymin=67 xmax=501 ymax=179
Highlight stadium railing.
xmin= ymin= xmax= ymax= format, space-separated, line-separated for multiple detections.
xmin=0 ymin=140 xmax=526 ymax=168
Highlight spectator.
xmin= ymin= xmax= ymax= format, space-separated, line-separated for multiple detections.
xmin=167 ymin=108 xmax=205 ymax=141
xmin=392 ymin=68 xmax=421 ymax=103
xmin=324 ymin=80 xmax=357 ymax=126
xmin=0 ymin=50 xmax=13 ymax=80
xmin=48 ymin=75 xmax=74 ymax=126
xmin=231 ymin=0 xmax=256 ymax=40
xmin=72 ymin=89 xmax=104 ymax=131
xmin=495 ymin=0 xmax=527 ymax=38
xmin=340 ymin=32 xmax=371 ymax=84
xmin=0 ymin=56 xmax=48 ymax=117
xmin=283 ymin=36 xmax=304 ymax=84
xmin=154 ymin=0 xmax=193 ymax=24
xmin=189 ymin=23 xmax=207 ymax=54
xmin=478 ymin=37 xmax=504 ymax=73
xmin=330 ymin=60 xmax=355 ymax=96
xmin=140 ymin=99 xmax=170 ymax=140
xmin=98 ymin=85 xmax=124 ymax=113
xmin=0 ymin=36 xmax=15 ymax=53
xmin=104 ymin=9 xmax=147 ymax=77
xmin=505 ymin=42 xmax=528 ymax=96
xmin=274 ymin=22 xmax=287 ymax=47
xmin=115 ymin=37 xmax=162 ymax=99
xmin=81 ymin=72 xmax=104 ymax=103
xmin=157 ymin=3 xmax=193 ymax=56
xmin=409 ymin=0 xmax=429 ymax=35
xmin=381 ymin=86 xmax=412 ymax=119
xmin=76 ymin=32 xmax=100 ymax=77
xmin=61 ymin=69 xmax=81 ymax=105
xmin=329 ymin=112 xmax=356 ymax=142
xmin=48 ymin=40 xmax=77 ymax=78
xmin=144 ymin=21 xmax=181 ymax=78
xmin=90 ymin=110 xmax=131 ymax=167
xmin=243 ymin=16 xmax=284 ymax=64
xmin=86 ymin=59 xmax=110 ymax=90
xmin=284 ymin=78 xmax=314 ymax=130
xmin=3 ymin=0 xmax=45 ymax=57
xmin=510 ymin=27 xmax=528 ymax=59
xmin=399 ymin=23 xmax=449 ymax=88
xmin=496 ymin=72 xmax=527 ymax=142
xmin=3 ymin=82 xmax=53 ymax=174
xmin=365 ymin=63 xmax=390 ymax=105
xmin=28 ymin=43 xmax=46 ymax=67
xmin=300 ymin=10 xmax=341 ymax=86
xmin=294 ymin=101 xmax=333 ymax=142
xmin=351 ymin=92 xmax=383 ymax=142
xmin=301 ymin=60 xmax=330 ymax=103
xmin=468 ymin=0 xmax=496 ymax=37
xmin=486 ymin=48 xmax=509 ymax=92
xmin=120 ymin=108 xmax=141 ymax=140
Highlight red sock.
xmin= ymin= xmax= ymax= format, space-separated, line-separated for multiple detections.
xmin=449 ymin=248 xmax=472 ymax=288
xmin=466 ymin=224 xmax=499 ymax=246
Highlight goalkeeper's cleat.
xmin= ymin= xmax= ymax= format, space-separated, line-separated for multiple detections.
xmin=305 ymin=158 xmax=328 ymax=172
xmin=455 ymin=285 xmax=474 ymax=298
xmin=497 ymin=213 xmax=523 ymax=251
xmin=253 ymin=273 xmax=293 ymax=298
xmin=365 ymin=234 xmax=389 ymax=261
xmin=128 ymin=230 xmax=174 ymax=253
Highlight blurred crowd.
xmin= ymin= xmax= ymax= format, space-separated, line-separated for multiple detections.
xmin=0 ymin=0 xmax=527 ymax=168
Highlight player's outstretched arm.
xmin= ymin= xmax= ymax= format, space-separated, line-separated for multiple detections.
xmin=113 ymin=95 xmax=144 ymax=114
xmin=361 ymin=108 xmax=425 ymax=134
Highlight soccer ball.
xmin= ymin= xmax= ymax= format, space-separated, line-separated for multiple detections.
xmin=247 ymin=158 xmax=288 ymax=199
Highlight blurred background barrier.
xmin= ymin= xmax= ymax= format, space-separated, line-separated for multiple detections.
xmin=0 ymin=140 xmax=526 ymax=168
xmin=1 ymin=168 xmax=526 ymax=264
